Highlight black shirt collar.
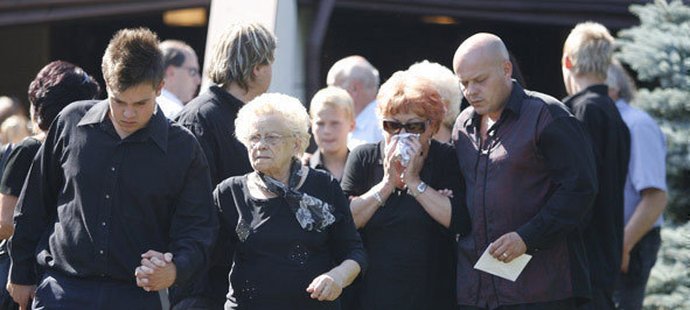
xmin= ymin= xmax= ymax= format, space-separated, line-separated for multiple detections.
xmin=210 ymin=85 xmax=244 ymax=111
xmin=563 ymin=84 xmax=609 ymax=107
xmin=77 ymin=99 xmax=169 ymax=152
xmin=468 ymin=80 xmax=525 ymax=130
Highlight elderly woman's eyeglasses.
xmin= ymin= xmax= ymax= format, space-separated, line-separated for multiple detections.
xmin=382 ymin=120 xmax=428 ymax=135
xmin=248 ymin=133 xmax=284 ymax=148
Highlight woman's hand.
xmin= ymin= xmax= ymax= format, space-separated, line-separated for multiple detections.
xmin=306 ymin=273 xmax=343 ymax=301
xmin=382 ymin=137 xmax=405 ymax=189
xmin=402 ymin=135 xmax=425 ymax=186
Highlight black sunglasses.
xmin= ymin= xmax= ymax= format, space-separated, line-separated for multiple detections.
xmin=382 ymin=120 xmax=428 ymax=134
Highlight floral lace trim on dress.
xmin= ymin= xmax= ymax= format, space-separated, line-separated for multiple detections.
xmin=237 ymin=159 xmax=335 ymax=242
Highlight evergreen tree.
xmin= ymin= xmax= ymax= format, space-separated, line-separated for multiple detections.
xmin=615 ymin=0 xmax=690 ymax=223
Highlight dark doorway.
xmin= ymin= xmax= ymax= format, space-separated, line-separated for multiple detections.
xmin=49 ymin=10 xmax=208 ymax=99
xmin=322 ymin=8 xmax=585 ymax=100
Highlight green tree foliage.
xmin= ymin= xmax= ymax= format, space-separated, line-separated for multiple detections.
xmin=644 ymin=223 xmax=690 ymax=309
xmin=615 ymin=0 xmax=690 ymax=223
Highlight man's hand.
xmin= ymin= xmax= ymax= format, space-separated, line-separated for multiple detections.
xmin=489 ymin=232 xmax=527 ymax=263
xmin=134 ymin=250 xmax=176 ymax=292
xmin=7 ymin=282 xmax=35 ymax=310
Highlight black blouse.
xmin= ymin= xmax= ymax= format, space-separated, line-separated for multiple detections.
xmin=0 ymin=137 xmax=41 ymax=256
xmin=341 ymin=140 xmax=469 ymax=310
xmin=214 ymin=168 xmax=367 ymax=310
xmin=0 ymin=137 xmax=41 ymax=197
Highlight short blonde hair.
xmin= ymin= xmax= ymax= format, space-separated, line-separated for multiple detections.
xmin=208 ymin=22 xmax=276 ymax=91
xmin=407 ymin=60 xmax=462 ymax=130
xmin=235 ymin=93 xmax=311 ymax=157
xmin=309 ymin=87 xmax=355 ymax=121
xmin=563 ymin=21 xmax=614 ymax=80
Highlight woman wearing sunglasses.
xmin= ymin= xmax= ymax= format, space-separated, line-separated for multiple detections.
xmin=341 ymin=70 xmax=470 ymax=309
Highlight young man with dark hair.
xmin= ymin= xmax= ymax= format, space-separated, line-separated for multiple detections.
xmin=6 ymin=27 xmax=217 ymax=309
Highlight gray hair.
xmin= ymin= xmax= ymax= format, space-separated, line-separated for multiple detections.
xmin=607 ymin=60 xmax=637 ymax=102
xmin=235 ymin=93 xmax=310 ymax=157
xmin=208 ymin=22 xmax=276 ymax=91
xmin=563 ymin=21 xmax=614 ymax=80
xmin=326 ymin=55 xmax=380 ymax=91
xmin=407 ymin=60 xmax=462 ymax=130
xmin=160 ymin=40 xmax=196 ymax=68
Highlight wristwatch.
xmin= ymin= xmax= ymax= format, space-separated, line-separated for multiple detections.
xmin=408 ymin=181 xmax=427 ymax=197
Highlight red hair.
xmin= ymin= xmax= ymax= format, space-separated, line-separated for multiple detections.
xmin=377 ymin=71 xmax=446 ymax=134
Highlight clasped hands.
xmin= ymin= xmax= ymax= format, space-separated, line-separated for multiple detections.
xmin=134 ymin=250 xmax=177 ymax=292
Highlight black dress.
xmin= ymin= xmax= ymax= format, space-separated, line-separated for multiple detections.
xmin=340 ymin=140 xmax=469 ymax=310
xmin=214 ymin=168 xmax=367 ymax=310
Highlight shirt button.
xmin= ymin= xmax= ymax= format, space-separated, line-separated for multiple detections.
xmin=101 ymin=222 xmax=106 ymax=226
xmin=99 ymin=250 xmax=104 ymax=255
xmin=105 ymin=194 xmax=110 ymax=199
xmin=110 ymin=167 xmax=116 ymax=172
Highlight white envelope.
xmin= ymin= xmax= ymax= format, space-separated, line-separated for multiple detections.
xmin=473 ymin=243 xmax=532 ymax=282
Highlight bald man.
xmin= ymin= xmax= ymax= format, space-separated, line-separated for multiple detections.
xmin=451 ymin=33 xmax=598 ymax=309
xmin=326 ymin=55 xmax=382 ymax=150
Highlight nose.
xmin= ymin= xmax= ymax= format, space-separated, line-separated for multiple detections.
xmin=123 ymin=106 xmax=136 ymax=119
xmin=464 ymin=83 xmax=477 ymax=98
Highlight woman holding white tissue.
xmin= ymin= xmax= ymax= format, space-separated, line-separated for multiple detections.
xmin=341 ymin=70 xmax=470 ymax=310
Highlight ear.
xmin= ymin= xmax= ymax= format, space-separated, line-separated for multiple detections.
xmin=252 ymin=64 xmax=263 ymax=79
xmin=348 ymin=119 xmax=356 ymax=132
xmin=155 ymin=80 xmax=165 ymax=96
xmin=563 ymin=55 xmax=573 ymax=70
xmin=502 ymin=60 xmax=513 ymax=79
xmin=165 ymin=65 xmax=176 ymax=78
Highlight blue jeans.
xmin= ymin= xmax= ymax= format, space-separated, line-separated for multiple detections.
xmin=613 ymin=227 xmax=661 ymax=310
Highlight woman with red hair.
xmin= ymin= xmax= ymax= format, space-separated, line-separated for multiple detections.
xmin=341 ymin=70 xmax=470 ymax=309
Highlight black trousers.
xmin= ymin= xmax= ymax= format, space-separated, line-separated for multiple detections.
xmin=32 ymin=270 xmax=161 ymax=310
xmin=457 ymin=298 xmax=577 ymax=310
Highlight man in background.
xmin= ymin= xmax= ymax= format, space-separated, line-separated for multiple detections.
xmin=561 ymin=21 xmax=631 ymax=309
xmin=157 ymin=40 xmax=201 ymax=118
xmin=326 ymin=55 xmax=382 ymax=150
xmin=607 ymin=61 xmax=667 ymax=310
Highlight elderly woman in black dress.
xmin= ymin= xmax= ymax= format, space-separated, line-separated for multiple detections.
xmin=341 ymin=71 xmax=470 ymax=309
xmin=214 ymin=93 xmax=366 ymax=309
